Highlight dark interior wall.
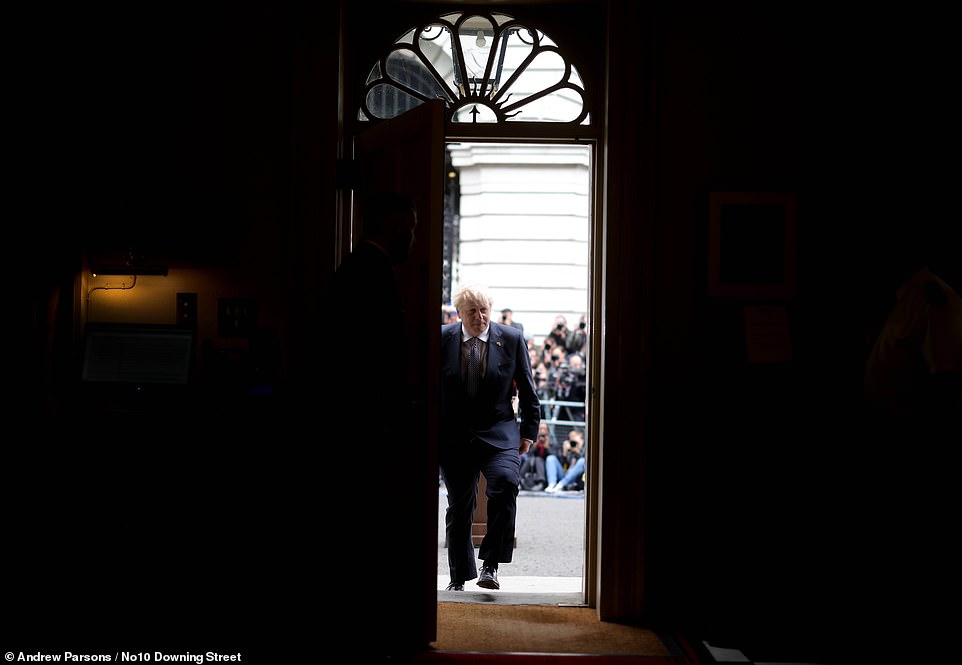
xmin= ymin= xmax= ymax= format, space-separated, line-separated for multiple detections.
xmin=602 ymin=0 xmax=824 ymax=634
xmin=642 ymin=1 xmax=816 ymax=633
xmin=72 ymin=3 xmax=289 ymax=269
xmin=637 ymin=3 xmax=959 ymax=657
xmin=14 ymin=5 xmax=312 ymax=654
xmin=24 ymin=3 xmax=298 ymax=424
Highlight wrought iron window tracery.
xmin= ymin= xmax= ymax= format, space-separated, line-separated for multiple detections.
xmin=359 ymin=11 xmax=589 ymax=125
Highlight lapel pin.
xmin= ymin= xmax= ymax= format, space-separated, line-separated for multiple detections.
xmin=496 ymin=341 xmax=502 ymax=347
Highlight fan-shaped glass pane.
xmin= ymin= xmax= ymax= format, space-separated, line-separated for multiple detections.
xmin=418 ymin=23 xmax=456 ymax=87
xmin=365 ymin=62 xmax=382 ymax=86
xmin=365 ymin=84 xmax=425 ymax=120
xmin=385 ymin=50 xmax=450 ymax=101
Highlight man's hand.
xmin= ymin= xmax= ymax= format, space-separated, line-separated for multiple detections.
xmin=519 ymin=438 xmax=533 ymax=455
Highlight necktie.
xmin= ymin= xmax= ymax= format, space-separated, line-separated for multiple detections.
xmin=465 ymin=337 xmax=480 ymax=398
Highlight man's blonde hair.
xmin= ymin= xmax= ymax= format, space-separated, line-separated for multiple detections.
xmin=453 ymin=284 xmax=493 ymax=312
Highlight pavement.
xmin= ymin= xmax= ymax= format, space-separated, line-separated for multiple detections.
xmin=437 ymin=485 xmax=585 ymax=599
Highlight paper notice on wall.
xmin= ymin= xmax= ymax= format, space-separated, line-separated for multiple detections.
xmin=743 ymin=305 xmax=792 ymax=363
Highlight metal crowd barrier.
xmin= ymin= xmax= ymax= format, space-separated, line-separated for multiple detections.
xmin=538 ymin=398 xmax=586 ymax=440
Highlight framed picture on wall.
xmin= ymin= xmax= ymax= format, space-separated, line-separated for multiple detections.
xmin=708 ymin=191 xmax=797 ymax=299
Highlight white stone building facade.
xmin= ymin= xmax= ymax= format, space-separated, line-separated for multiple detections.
xmin=447 ymin=142 xmax=591 ymax=345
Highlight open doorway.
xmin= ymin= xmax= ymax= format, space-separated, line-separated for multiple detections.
xmin=438 ymin=141 xmax=592 ymax=603
xmin=341 ymin=4 xmax=610 ymax=647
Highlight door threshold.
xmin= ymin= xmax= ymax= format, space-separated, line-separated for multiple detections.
xmin=438 ymin=575 xmax=584 ymax=606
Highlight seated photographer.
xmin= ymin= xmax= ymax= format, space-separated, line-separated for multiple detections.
xmin=546 ymin=429 xmax=586 ymax=492
xmin=519 ymin=423 xmax=552 ymax=491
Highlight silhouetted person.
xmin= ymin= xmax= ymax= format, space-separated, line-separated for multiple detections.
xmin=857 ymin=232 xmax=961 ymax=662
xmin=863 ymin=228 xmax=962 ymax=424
xmin=324 ymin=191 xmax=421 ymax=657
xmin=864 ymin=267 xmax=962 ymax=419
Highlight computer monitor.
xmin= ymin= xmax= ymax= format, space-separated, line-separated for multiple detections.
xmin=81 ymin=322 xmax=194 ymax=386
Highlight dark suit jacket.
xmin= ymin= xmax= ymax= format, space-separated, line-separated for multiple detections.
xmin=440 ymin=321 xmax=540 ymax=450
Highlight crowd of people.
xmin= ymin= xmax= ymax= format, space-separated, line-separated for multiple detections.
xmin=519 ymin=422 xmax=586 ymax=493
xmin=442 ymin=305 xmax=589 ymax=494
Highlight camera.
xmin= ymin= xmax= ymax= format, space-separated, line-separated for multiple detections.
xmin=555 ymin=361 xmax=585 ymax=392
xmin=579 ymin=321 xmax=586 ymax=329
xmin=556 ymin=323 xmax=565 ymax=331
xmin=501 ymin=315 xmax=507 ymax=322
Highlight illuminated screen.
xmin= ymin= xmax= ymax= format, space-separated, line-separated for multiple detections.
xmin=81 ymin=323 xmax=193 ymax=385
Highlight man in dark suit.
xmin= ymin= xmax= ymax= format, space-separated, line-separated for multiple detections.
xmin=440 ymin=284 xmax=541 ymax=591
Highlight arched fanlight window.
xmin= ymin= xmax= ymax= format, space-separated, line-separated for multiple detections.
xmin=359 ymin=11 xmax=589 ymax=124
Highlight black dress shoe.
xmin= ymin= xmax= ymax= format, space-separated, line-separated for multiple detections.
xmin=477 ymin=564 xmax=499 ymax=590
xmin=445 ymin=581 xmax=464 ymax=591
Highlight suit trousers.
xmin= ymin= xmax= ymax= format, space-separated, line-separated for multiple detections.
xmin=440 ymin=438 xmax=522 ymax=582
